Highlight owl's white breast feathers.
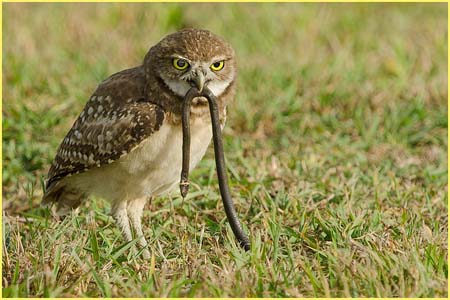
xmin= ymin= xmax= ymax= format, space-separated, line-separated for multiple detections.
xmin=64 ymin=116 xmax=213 ymax=203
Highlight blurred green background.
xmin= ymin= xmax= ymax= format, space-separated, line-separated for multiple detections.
xmin=2 ymin=2 xmax=448 ymax=297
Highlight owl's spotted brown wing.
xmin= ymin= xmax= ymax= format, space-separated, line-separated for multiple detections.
xmin=45 ymin=67 xmax=165 ymax=194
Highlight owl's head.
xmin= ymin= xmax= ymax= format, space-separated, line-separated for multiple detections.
xmin=144 ymin=28 xmax=236 ymax=98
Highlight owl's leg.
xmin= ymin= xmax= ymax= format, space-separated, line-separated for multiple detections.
xmin=127 ymin=196 xmax=150 ymax=259
xmin=111 ymin=200 xmax=133 ymax=244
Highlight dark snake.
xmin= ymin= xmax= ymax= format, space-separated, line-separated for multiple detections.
xmin=180 ymin=87 xmax=251 ymax=251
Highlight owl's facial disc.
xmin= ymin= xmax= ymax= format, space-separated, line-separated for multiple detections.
xmin=161 ymin=56 xmax=233 ymax=99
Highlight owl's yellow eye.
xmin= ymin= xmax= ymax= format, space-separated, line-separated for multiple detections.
xmin=210 ymin=60 xmax=224 ymax=71
xmin=172 ymin=58 xmax=189 ymax=70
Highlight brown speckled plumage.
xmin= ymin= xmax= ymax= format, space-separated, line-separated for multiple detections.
xmin=46 ymin=67 xmax=165 ymax=192
xmin=42 ymin=28 xmax=237 ymax=258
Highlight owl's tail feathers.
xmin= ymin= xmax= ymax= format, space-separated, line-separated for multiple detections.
xmin=42 ymin=183 xmax=84 ymax=217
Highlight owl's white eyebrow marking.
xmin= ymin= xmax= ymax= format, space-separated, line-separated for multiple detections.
xmin=171 ymin=54 xmax=191 ymax=62
xmin=210 ymin=56 xmax=227 ymax=63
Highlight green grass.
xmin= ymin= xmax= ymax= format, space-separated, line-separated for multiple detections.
xmin=2 ymin=2 xmax=448 ymax=297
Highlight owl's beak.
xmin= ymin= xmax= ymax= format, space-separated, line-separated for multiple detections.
xmin=192 ymin=71 xmax=206 ymax=92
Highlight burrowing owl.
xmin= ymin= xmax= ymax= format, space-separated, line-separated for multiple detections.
xmin=42 ymin=29 xmax=236 ymax=258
